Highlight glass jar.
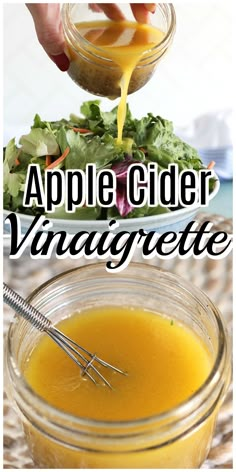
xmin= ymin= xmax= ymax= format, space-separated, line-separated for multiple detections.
xmin=5 ymin=263 xmax=230 ymax=469
xmin=61 ymin=3 xmax=176 ymax=98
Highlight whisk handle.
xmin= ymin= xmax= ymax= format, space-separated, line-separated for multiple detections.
xmin=3 ymin=283 xmax=51 ymax=332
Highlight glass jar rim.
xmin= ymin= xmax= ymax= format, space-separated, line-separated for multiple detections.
xmin=61 ymin=3 xmax=176 ymax=62
xmin=6 ymin=263 xmax=230 ymax=439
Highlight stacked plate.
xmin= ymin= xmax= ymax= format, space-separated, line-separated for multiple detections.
xmin=176 ymin=110 xmax=233 ymax=181
xmin=198 ymin=146 xmax=233 ymax=180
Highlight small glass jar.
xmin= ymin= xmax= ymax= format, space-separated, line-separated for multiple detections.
xmin=5 ymin=263 xmax=230 ymax=469
xmin=61 ymin=3 xmax=176 ymax=98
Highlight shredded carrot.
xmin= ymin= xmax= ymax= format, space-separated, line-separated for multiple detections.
xmin=207 ymin=160 xmax=215 ymax=169
xmin=45 ymin=155 xmax=51 ymax=167
xmin=70 ymin=127 xmax=93 ymax=134
xmin=14 ymin=150 xmax=21 ymax=166
xmin=46 ymin=147 xmax=70 ymax=170
xmin=139 ymin=147 xmax=148 ymax=154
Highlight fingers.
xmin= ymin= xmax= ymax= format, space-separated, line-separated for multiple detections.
xmin=27 ymin=1 xmax=157 ymax=72
xmin=145 ymin=4 xmax=156 ymax=14
xmin=130 ymin=4 xmax=151 ymax=24
xmin=26 ymin=3 xmax=70 ymax=71
xmin=91 ymin=3 xmax=156 ymax=24
xmin=92 ymin=4 xmax=125 ymax=21
xmin=89 ymin=4 xmax=103 ymax=13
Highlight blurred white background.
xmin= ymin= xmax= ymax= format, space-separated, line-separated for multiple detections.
xmin=3 ymin=2 xmax=233 ymax=144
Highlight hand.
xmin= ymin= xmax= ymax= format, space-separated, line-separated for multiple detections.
xmin=26 ymin=3 xmax=70 ymax=71
xmin=89 ymin=4 xmax=156 ymax=22
xmin=26 ymin=3 xmax=156 ymax=72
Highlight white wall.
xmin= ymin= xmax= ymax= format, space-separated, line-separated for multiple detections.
xmin=3 ymin=2 xmax=233 ymax=143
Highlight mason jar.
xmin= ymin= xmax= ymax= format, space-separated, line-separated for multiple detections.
xmin=5 ymin=263 xmax=230 ymax=468
xmin=61 ymin=4 xmax=176 ymax=98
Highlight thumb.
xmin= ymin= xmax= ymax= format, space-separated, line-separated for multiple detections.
xmin=26 ymin=3 xmax=70 ymax=71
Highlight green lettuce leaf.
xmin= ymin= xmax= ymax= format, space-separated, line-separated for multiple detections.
xmin=19 ymin=128 xmax=59 ymax=157
xmin=4 ymin=172 xmax=25 ymax=198
xmin=4 ymin=138 xmax=18 ymax=169
xmin=57 ymin=128 xmax=124 ymax=170
xmin=79 ymin=100 xmax=133 ymax=136
xmin=3 ymin=139 xmax=25 ymax=197
xmin=80 ymin=100 xmax=101 ymax=120
xmin=32 ymin=114 xmax=48 ymax=129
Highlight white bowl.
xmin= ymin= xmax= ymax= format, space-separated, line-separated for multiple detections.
xmin=3 ymin=179 xmax=219 ymax=235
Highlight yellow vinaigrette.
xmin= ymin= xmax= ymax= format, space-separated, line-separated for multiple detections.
xmin=24 ymin=306 xmax=212 ymax=421
xmin=73 ymin=20 xmax=165 ymax=142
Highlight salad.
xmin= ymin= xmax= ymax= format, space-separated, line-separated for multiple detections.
xmin=3 ymin=101 xmax=214 ymax=220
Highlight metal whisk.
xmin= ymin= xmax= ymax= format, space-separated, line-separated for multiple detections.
xmin=3 ymin=283 xmax=126 ymax=388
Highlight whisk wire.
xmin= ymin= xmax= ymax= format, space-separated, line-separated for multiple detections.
xmin=54 ymin=328 xmax=126 ymax=375
xmin=3 ymin=282 xmax=126 ymax=388
xmin=46 ymin=329 xmax=97 ymax=385
xmin=48 ymin=327 xmax=113 ymax=388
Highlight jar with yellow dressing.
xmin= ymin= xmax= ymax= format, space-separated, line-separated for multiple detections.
xmin=61 ymin=3 xmax=176 ymax=99
xmin=62 ymin=3 xmax=175 ymax=142
xmin=5 ymin=264 xmax=230 ymax=469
